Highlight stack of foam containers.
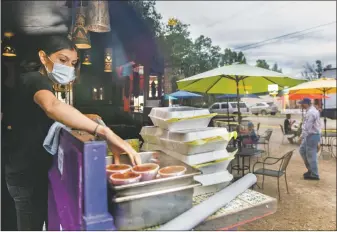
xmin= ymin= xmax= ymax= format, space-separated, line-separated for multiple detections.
xmin=140 ymin=107 xmax=237 ymax=195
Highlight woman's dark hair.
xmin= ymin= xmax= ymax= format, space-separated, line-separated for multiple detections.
xmin=38 ymin=35 xmax=80 ymax=75
xmin=40 ymin=35 xmax=78 ymax=56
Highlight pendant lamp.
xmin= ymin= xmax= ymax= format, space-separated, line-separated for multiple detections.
xmin=82 ymin=50 xmax=92 ymax=65
xmin=72 ymin=5 xmax=91 ymax=49
xmin=87 ymin=0 xmax=111 ymax=33
xmin=3 ymin=45 xmax=16 ymax=57
xmin=2 ymin=32 xmax=16 ymax=57
xmin=104 ymin=48 xmax=112 ymax=72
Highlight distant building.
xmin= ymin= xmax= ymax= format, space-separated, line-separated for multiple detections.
xmin=321 ymin=68 xmax=336 ymax=119
xmin=322 ymin=67 xmax=336 ymax=79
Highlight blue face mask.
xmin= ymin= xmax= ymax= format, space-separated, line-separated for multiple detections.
xmin=45 ymin=57 xmax=76 ymax=85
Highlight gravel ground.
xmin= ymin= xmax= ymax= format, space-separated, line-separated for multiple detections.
xmin=237 ymin=119 xmax=336 ymax=231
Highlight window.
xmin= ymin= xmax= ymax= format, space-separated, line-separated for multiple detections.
xmin=92 ymin=87 xmax=104 ymax=100
xmin=212 ymin=104 xmax=220 ymax=109
xmin=221 ymin=103 xmax=228 ymax=109
xmin=267 ymin=102 xmax=273 ymax=106
xmin=257 ymin=103 xmax=264 ymax=106
xmin=238 ymin=103 xmax=247 ymax=108
xmin=230 ymin=103 xmax=237 ymax=108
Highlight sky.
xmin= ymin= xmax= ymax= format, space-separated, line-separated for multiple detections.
xmin=155 ymin=1 xmax=336 ymax=78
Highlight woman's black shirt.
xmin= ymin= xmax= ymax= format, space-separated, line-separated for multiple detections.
xmin=2 ymin=72 xmax=54 ymax=186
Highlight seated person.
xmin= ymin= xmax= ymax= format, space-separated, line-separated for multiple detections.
xmin=284 ymin=114 xmax=295 ymax=134
xmin=240 ymin=122 xmax=259 ymax=147
xmin=284 ymin=114 xmax=300 ymax=144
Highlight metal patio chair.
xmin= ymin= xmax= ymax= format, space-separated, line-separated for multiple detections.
xmin=257 ymin=129 xmax=273 ymax=156
xmin=253 ymin=150 xmax=295 ymax=200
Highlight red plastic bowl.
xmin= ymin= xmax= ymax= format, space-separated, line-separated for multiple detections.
xmin=132 ymin=163 xmax=160 ymax=181
xmin=158 ymin=166 xmax=187 ymax=178
xmin=106 ymin=164 xmax=132 ymax=178
xmin=110 ymin=172 xmax=141 ymax=186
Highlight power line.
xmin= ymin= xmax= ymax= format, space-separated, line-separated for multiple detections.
xmin=233 ymin=21 xmax=336 ymax=51
xmin=241 ymin=27 xmax=328 ymax=51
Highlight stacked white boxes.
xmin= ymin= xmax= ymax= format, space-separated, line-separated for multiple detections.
xmin=141 ymin=107 xmax=238 ymax=195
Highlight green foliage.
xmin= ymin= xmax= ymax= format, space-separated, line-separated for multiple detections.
xmin=220 ymin=49 xmax=247 ymax=66
xmin=301 ymin=60 xmax=331 ymax=80
xmin=127 ymin=0 xmax=164 ymax=37
xmin=271 ymin=63 xmax=282 ymax=73
xmin=256 ymin=59 xmax=270 ymax=70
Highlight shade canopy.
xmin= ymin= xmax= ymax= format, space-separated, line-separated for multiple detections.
xmin=164 ymin=94 xmax=177 ymax=100
xmin=177 ymin=64 xmax=305 ymax=94
xmin=287 ymin=78 xmax=336 ymax=95
xmin=216 ymin=93 xmax=260 ymax=99
xmin=169 ymin=90 xmax=202 ymax=99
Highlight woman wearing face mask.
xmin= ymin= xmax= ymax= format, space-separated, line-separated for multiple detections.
xmin=3 ymin=35 xmax=141 ymax=231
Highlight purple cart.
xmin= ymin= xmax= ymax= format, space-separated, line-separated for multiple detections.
xmin=48 ymin=129 xmax=115 ymax=230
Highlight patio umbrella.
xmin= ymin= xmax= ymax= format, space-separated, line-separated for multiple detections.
xmin=164 ymin=94 xmax=177 ymax=100
xmin=288 ymin=93 xmax=329 ymax=100
xmin=178 ymin=63 xmax=305 ymax=123
xmin=287 ymin=77 xmax=336 ymax=139
xmin=169 ymin=90 xmax=202 ymax=99
xmin=216 ymin=94 xmax=261 ymax=127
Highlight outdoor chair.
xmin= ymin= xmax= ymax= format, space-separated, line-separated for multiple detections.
xmin=252 ymin=150 xmax=295 ymax=200
xmin=280 ymin=125 xmax=295 ymax=144
xmin=257 ymin=129 xmax=273 ymax=156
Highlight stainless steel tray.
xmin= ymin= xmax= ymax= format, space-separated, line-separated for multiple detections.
xmin=110 ymin=182 xmax=201 ymax=230
xmin=108 ymin=151 xmax=201 ymax=197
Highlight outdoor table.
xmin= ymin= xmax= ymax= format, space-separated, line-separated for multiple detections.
xmin=145 ymin=189 xmax=277 ymax=231
xmin=231 ymin=148 xmax=264 ymax=178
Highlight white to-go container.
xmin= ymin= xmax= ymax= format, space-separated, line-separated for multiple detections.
xmin=139 ymin=126 xmax=162 ymax=145
xmin=193 ymin=154 xmax=236 ymax=175
xmin=193 ymin=170 xmax=233 ymax=186
xmin=140 ymin=126 xmax=237 ymax=155
xmin=148 ymin=107 xmax=215 ymax=131
xmin=193 ymin=181 xmax=231 ymax=196
xmin=141 ymin=143 xmax=236 ymax=166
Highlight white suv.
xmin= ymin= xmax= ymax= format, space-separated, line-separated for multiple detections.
xmin=209 ymin=102 xmax=250 ymax=117
xmin=250 ymin=102 xmax=278 ymax=115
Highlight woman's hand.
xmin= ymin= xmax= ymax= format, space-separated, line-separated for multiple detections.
xmin=98 ymin=126 xmax=142 ymax=166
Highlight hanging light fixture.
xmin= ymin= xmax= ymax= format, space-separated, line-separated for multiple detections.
xmin=82 ymin=50 xmax=92 ymax=65
xmin=87 ymin=0 xmax=111 ymax=33
xmin=2 ymin=32 xmax=16 ymax=57
xmin=72 ymin=2 xmax=91 ymax=49
xmin=104 ymin=48 xmax=112 ymax=72
xmin=2 ymin=45 xmax=16 ymax=57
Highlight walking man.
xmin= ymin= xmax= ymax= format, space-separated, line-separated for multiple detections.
xmin=299 ymin=98 xmax=322 ymax=180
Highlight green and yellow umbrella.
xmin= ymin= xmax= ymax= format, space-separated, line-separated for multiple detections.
xmin=177 ymin=63 xmax=305 ymax=123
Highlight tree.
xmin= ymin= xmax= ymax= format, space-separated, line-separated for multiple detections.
xmin=301 ymin=60 xmax=324 ymax=80
xmin=127 ymin=0 xmax=164 ymax=37
xmin=272 ymin=63 xmax=282 ymax=73
xmin=315 ymin=60 xmax=323 ymax=78
xmin=256 ymin=59 xmax=270 ymax=70
xmin=220 ymin=49 xmax=247 ymax=66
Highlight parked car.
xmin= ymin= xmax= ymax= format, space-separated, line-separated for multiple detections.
xmin=250 ymin=102 xmax=278 ymax=115
xmin=209 ymin=102 xmax=250 ymax=120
